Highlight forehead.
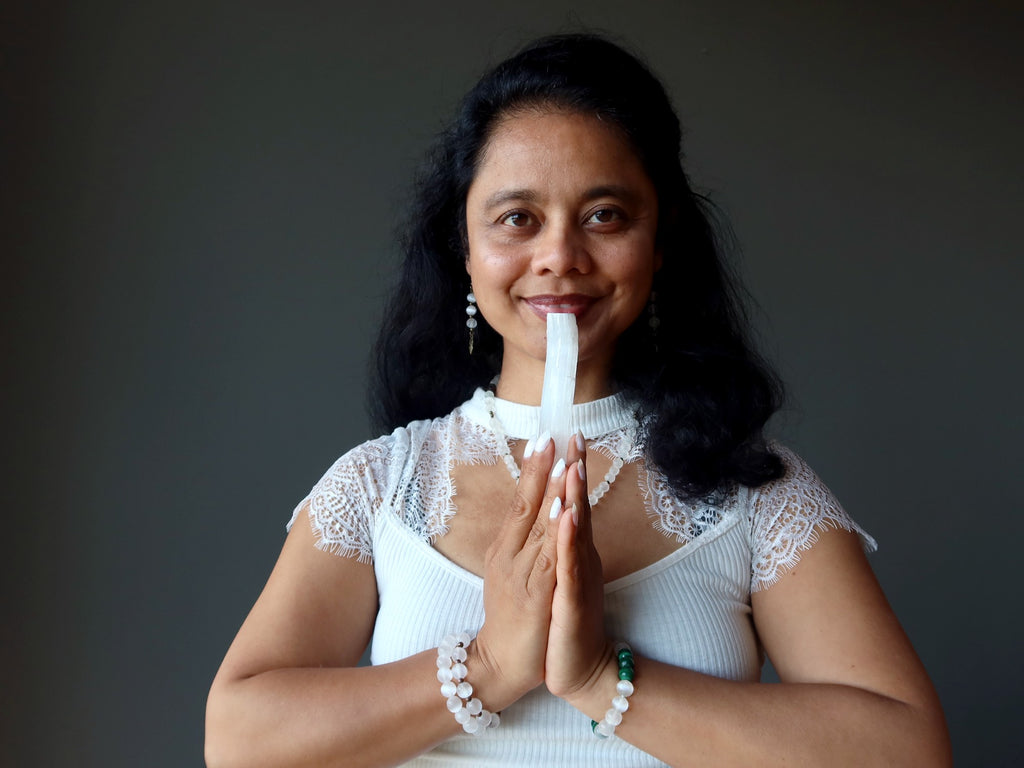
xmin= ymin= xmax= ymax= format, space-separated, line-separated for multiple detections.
xmin=469 ymin=109 xmax=651 ymax=199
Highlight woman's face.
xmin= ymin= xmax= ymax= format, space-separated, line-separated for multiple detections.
xmin=465 ymin=109 xmax=660 ymax=384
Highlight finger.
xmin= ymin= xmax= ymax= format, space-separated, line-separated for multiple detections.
xmin=565 ymin=430 xmax=585 ymax=466
xmin=563 ymin=432 xmax=586 ymax=507
xmin=522 ymin=450 xmax=570 ymax=586
xmin=564 ymin=450 xmax=592 ymax=547
xmin=555 ymin=496 xmax=580 ymax=588
xmin=496 ymin=431 xmax=555 ymax=555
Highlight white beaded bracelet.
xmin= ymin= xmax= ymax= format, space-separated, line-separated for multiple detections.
xmin=436 ymin=632 xmax=500 ymax=735
xmin=592 ymin=641 xmax=636 ymax=738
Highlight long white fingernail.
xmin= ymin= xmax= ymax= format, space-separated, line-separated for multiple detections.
xmin=536 ymin=431 xmax=551 ymax=453
xmin=571 ymin=503 xmax=579 ymax=526
xmin=575 ymin=431 xmax=585 ymax=452
xmin=551 ymin=458 xmax=566 ymax=478
xmin=577 ymin=459 xmax=586 ymax=482
xmin=523 ymin=438 xmax=535 ymax=459
xmin=549 ymin=496 xmax=562 ymax=520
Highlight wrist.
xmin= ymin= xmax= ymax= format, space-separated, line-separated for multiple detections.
xmin=562 ymin=641 xmax=638 ymax=740
xmin=436 ymin=632 xmax=501 ymax=735
xmin=559 ymin=639 xmax=618 ymax=715
xmin=462 ymin=633 xmax=528 ymax=713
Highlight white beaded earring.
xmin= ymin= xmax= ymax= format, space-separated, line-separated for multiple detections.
xmin=466 ymin=292 xmax=478 ymax=354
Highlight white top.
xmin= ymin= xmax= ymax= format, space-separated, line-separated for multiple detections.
xmin=288 ymin=389 xmax=875 ymax=767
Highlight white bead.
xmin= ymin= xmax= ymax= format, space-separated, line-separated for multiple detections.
xmin=483 ymin=387 xmax=628 ymax=513
xmin=466 ymin=697 xmax=483 ymax=715
xmin=477 ymin=709 xmax=492 ymax=727
xmin=595 ymin=720 xmax=614 ymax=737
xmin=612 ymin=695 xmax=629 ymax=712
xmin=466 ymin=293 xmax=476 ymax=303
xmin=613 ymin=641 xmax=631 ymax=653
xmin=440 ymin=681 xmax=457 ymax=697
xmin=451 ymin=663 xmax=467 ymax=679
xmin=616 ymin=679 xmax=634 ymax=697
xmin=598 ymin=481 xmax=610 ymax=494
xmin=466 ymin=317 xmax=478 ymax=329
xmin=456 ymin=681 xmax=473 ymax=698
xmin=489 ymin=712 xmax=500 ymax=728
xmin=453 ymin=708 xmax=471 ymax=724
xmin=436 ymin=654 xmax=450 ymax=668
xmin=446 ymin=696 xmax=463 ymax=713
xmin=463 ymin=718 xmax=481 ymax=734
xmin=466 ymin=304 xmax=477 ymax=316
xmin=452 ymin=646 xmax=468 ymax=663
xmin=456 ymin=631 xmax=472 ymax=646
xmin=605 ymin=708 xmax=623 ymax=726
xmin=437 ymin=667 xmax=453 ymax=683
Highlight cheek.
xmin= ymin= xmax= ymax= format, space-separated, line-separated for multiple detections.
xmin=612 ymin=259 xmax=657 ymax=321
xmin=467 ymin=246 xmax=524 ymax=290
xmin=465 ymin=258 xmax=512 ymax=325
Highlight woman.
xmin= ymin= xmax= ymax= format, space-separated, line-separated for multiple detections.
xmin=206 ymin=34 xmax=950 ymax=767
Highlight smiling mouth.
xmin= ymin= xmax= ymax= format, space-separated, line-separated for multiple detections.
xmin=523 ymin=294 xmax=596 ymax=318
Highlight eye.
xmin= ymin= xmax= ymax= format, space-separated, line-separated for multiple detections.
xmin=586 ymin=207 xmax=624 ymax=225
xmin=499 ymin=210 xmax=534 ymax=227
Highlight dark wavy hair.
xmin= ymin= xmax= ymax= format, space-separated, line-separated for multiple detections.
xmin=371 ymin=33 xmax=784 ymax=500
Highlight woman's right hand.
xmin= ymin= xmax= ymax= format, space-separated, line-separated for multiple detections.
xmin=470 ymin=432 xmax=563 ymax=710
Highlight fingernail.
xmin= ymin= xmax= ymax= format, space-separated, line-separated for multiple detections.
xmin=576 ymin=459 xmax=586 ymax=482
xmin=523 ymin=438 xmax=535 ymax=459
xmin=551 ymin=458 xmax=566 ymax=478
xmin=536 ymin=431 xmax=551 ymax=453
xmin=575 ymin=431 xmax=585 ymax=452
xmin=571 ymin=503 xmax=579 ymax=526
xmin=549 ymin=496 xmax=562 ymax=520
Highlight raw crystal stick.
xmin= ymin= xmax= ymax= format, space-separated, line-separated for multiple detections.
xmin=538 ymin=313 xmax=578 ymax=461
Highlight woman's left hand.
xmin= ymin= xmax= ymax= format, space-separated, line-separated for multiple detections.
xmin=543 ymin=435 xmax=611 ymax=699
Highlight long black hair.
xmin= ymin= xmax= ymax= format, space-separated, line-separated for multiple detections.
xmin=371 ymin=33 xmax=784 ymax=500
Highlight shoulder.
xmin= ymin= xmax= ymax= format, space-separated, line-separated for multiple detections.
xmin=285 ymin=413 xmax=454 ymax=560
xmin=316 ymin=414 xmax=449 ymax=486
xmin=747 ymin=443 xmax=877 ymax=591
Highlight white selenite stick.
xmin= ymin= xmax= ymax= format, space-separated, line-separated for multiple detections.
xmin=538 ymin=313 xmax=578 ymax=461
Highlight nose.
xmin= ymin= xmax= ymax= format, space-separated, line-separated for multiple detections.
xmin=531 ymin=218 xmax=592 ymax=276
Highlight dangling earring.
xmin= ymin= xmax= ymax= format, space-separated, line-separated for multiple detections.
xmin=648 ymin=291 xmax=660 ymax=351
xmin=466 ymin=291 xmax=478 ymax=354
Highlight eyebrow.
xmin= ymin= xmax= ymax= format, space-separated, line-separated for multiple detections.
xmin=584 ymin=184 xmax=639 ymax=203
xmin=482 ymin=188 xmax=540 ymax=210
xmin=481 ymin=184 xmax=640 ymax=210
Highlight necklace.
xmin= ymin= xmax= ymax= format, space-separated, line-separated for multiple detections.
xmin=482 ymin=389 xmax=629 ymax=508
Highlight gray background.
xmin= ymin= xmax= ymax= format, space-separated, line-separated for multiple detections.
xmin=4 ymin=1 xmax=1021 ymax=766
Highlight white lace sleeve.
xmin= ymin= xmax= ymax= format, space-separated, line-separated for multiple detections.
xmin=749 ymin=445 xmax=877 ymax=592
xmin=285 ymin=435 xmax=393 ymax=563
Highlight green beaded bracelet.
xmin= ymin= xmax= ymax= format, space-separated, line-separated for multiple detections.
xmin=591 ymin=642 xmax=636 ymax=738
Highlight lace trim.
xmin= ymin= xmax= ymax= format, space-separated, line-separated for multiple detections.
xmin=289 ymin=405 xmax=875 ymax=595
xmin=412 ymin=413 xmax=509 ymax=543
xmin=638 ymin=464 xmax=728 ymax=544
xmin=287 ymin=437 xmax=391 ymax=563
xmin=748 ymin=445 xmax=877 ymax=592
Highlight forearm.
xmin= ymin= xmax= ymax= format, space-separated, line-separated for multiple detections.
xmin=205 ymin=649 xmax=462 ymax=768
xmin=564 ymin=656 xmax=951 ymax=768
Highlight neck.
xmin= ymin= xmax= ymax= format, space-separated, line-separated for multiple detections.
xmin=494 ymin=353 xmax=615 ymax=405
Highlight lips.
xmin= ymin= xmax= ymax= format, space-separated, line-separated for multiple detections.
xmin=523 ymin=294 xmax=596 ymax=319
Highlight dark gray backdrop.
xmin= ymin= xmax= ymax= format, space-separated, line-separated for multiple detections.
xmin=5 ymin=1 xmax=1022 ymax=766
